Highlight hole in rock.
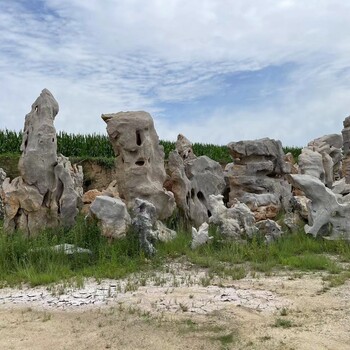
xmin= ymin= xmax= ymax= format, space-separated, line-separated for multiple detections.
xmin=197 ymin=191 xmax=205 ymax=202
xmin=135 ymin=160 xmax=145 ymax=166
xmin=136 ymin=130 xmax=142 ymax=146
xmin=35 ymin=106 xmax=38 ymax=112
xmin=207 ymin=210 xmax=212 ymax=217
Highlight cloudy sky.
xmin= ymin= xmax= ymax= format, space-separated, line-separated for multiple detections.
xmin=1 ymin=0 xmax=350 ymax=147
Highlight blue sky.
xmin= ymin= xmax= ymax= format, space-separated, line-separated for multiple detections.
xmin=1 ymin=0 xmax=350 ymax=147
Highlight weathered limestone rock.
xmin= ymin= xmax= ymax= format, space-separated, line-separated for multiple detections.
xmin=256 ymin=219 xmax=283 ymax=243
xmin=2 ymin=89 xmax=82 ymax=235
xmin=208 ymin=194 xmax=257 ymax=240
xmin=101 ymin=180 xmax=119 ymax=198
xmin=175 ymin=134 xmax=196 ymax=162
xmin=342 ymin=116 xmax=350 ymax=184
xmin=19 ymin=89 xmax=59 ymax=195
xmin=102 ymin=111 xmax=175 ymax=220
xmin=300 ymin=134 xmax=343 ymax=187
xmin=131 ymin=198 xmax=176 ymax=256
xmin=225 ymin=138 xmax=292 ymax=220
xmin=81 ymin=189 xmax=102 ymax=215
xmin=0 ymin=168 xmax=6 ymax=219
xmin=166 ymin=135 xmax=226 ymax=227
xmin=191 ymin=222 xmax=212 ymax=249
xmin=287 ymin=174 xmax=350 ymax=239
xmin=90 ymin=196 xmax=131 ymax=239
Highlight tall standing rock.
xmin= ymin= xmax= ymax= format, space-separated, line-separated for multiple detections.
xmin=102 ymin=111 xmax=175 ymax=220
xmin=166 ymin=134 xmax=226 ymax=227
xmin=2 ymin=89 xmax=82 ymax=235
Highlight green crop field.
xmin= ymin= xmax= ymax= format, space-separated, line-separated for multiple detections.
xmin=0 ymin=129 xmax=301 ymax=164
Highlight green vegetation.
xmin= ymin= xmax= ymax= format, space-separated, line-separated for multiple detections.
xmin=273 ymin=318 xmax=294 ymax=328
xmin=0 ymin=129 xmax=301 ymax=164
xmin=0 ymin=217 xmax=349 ymax=287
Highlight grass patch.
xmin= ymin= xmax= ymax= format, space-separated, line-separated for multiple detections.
xmin=0 ymin=218 xmax=349 ymax=287
xmin=273 ymin=318 xmax=294 ymax=328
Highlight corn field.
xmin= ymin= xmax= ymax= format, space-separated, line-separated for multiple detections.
xmin=0 ymin=129 xmax=301 ymax=163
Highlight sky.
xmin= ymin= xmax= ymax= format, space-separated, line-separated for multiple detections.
xmin=1 ymin=0 xmax=350 ymax=147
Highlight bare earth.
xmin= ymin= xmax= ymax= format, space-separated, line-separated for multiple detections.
xmin=0 ymin=264 xmax=349 ymax=350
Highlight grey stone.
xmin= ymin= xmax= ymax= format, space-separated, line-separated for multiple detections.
xmin=225 ymin=138 xmax=292 ymax=220
xmin=287 ymin=174 xmax=350 ymax=240
xmin=90 ymin=196 xmax=131 ymax=239
xmin=167 ymin=136 xmax=226 ymax=227
xmin=2 ymin=89 xmax=82 ymax=236
xmin=102 ymin=111 xmax=175 ymax=220
xmin=256 ymin=219 xmax=283 ymax=243
xmin=131 ymin=198 xmax=176 ymax=256
xmin=208 ymin=194 xmax=258 ymax=240
xmin=301 ymin=134 xmax=343 ymax=187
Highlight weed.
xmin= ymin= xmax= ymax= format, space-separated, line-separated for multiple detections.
xmin=273 ymin=318 xmax=293 ymax=328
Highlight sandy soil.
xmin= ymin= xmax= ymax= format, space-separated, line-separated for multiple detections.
xmin=0 ymin=267 xmax=349 ymax=350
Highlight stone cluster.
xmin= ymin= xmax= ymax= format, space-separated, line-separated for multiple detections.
xmin=225 ymin=138 xmax=292 ymax=221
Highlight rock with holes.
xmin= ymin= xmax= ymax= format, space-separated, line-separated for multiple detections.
xmin=300 ymin=134 xmax=343 ymax=187
xmin=175 ymin=134 xmax=196 ymax=162
xmin=208 ymin=194 xmax=258 ymax=240
xmin=287 ymin=174 xmax=350 ymax=239
xmin=102 ymin=111 xmax=175 ymax=220
xmin=225 ymin=138 xmax=292 ymax=220
xmin=166 ymin=135 xmax=226 ymax=227
xmin=90 ymin=195 xmax=131 ymax=239
xmin=2 ymin=89 xmax=82 ymax=235
xmin=0 ymin=168 xmax=6 ymax=219
xmin=191 ymin=222 xmax=212 ymax=249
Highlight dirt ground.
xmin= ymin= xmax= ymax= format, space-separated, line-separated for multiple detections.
xmin=0 ymin=270 xmax=349 ymax=350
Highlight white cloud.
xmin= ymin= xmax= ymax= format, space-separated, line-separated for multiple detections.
xmin=1 ymin=0 xmax=350 ymax=147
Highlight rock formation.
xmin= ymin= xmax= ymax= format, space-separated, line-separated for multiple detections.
xmin=299 ymin=134 xmax=343 ymax=187
xmin=287 ymin=174 xmax=350 ymax=240
xmin=2 ymin=89 xmax=82 ymax=235
xmin=191 ymin=222 xmax=212 ymax=249
xmin=102 ymin=111 xmax=175 ymax=220
xmin=131 ymin=198 xmax=176 ymax=256
xmin=208 ymin=194 xmax=257 ymax=240
xmin=90 ymin=196 xmax=131 ymax=239
xmin=166 ymin=134 xmax=226 ymax=227
xmin=225 ymin=138 xmax=292 ymax=221
xmin=0 ymin=168 xmax=6 ymax=219
xmin=342 ymin=116 xmax=350 ymax=184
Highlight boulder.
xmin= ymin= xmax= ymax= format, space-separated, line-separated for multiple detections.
xmin=2 ymin=89 xmax=82 ymax=236
xmin=256 ymin=219 xmax=283 ymax=243
xmin=225 ymin=138 xmax=292 ymax=220
xmin=90 ymin=196 xmax=131 ymax=239
xmin=166 ymin=134 xmax=226 ymax=227
xmin=208 ymin=194 xmax=257 ymax=240
xmin=300 ymin=134 xmax=343 ymax=187
xmin=287 ymin=174 xmax=350 ymax=239
xmin=102 ymin=111 xmax=175 ymax=220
